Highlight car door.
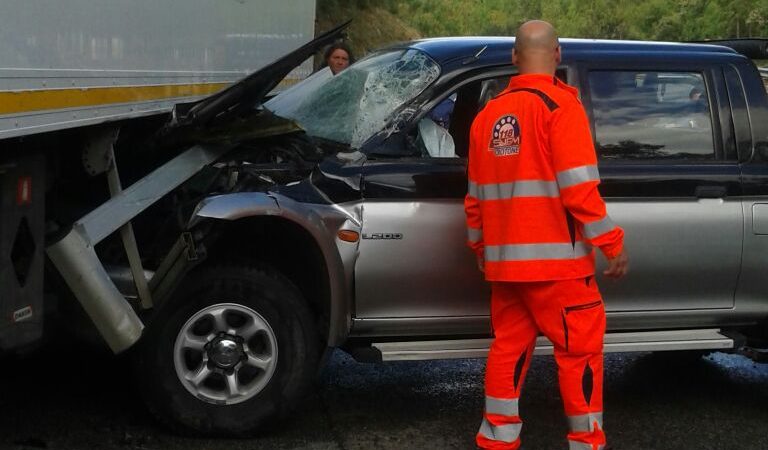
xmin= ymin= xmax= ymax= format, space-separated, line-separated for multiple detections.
xmin=581 ymin=63 xmax=743 ymax=318
xmin=352 ymin=72 xmax=517 ymax=334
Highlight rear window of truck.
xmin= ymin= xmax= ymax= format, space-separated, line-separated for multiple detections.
xmin=588 ymin=70 xmax=714 ymax=161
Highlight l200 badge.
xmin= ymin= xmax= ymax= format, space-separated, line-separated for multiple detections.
xmin=362 ymin=233 xmax=403 ymax=240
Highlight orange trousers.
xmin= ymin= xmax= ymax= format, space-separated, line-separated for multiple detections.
xmin=477 ymin=278 xmax=607 ymax=450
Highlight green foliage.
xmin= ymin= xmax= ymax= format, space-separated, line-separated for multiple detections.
xmin=317 ymin=0 xmax=399 ymax=17
xmin=388 ymin=0 xmax=768 ymax=40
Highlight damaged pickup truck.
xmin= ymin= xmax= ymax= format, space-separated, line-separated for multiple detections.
xmin=18 ymin=22 xmax=768 ymax=435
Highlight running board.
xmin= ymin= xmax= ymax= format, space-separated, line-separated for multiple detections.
xmin=372 ymin=329 xmax=734 ymax=362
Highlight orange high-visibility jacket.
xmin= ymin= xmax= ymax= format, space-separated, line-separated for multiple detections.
xmin=465 ymin=74 xmax=624 ymax=282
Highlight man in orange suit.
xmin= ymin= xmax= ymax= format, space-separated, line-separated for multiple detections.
xmin=465 ymin=20 xmax=629 ymax=450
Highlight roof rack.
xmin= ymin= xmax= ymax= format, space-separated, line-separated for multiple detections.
xmin=690 ymin=38 xmax=768 ymax=59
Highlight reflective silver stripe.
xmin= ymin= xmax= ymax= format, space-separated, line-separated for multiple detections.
xmin=485 ymin=396 xmax=519 ymax=417
xmin=582 ymin=216 xmax=616 ymax=239
xmin=568 ymin=441 xmax=604 ymax=450
xmin=485 ymin=241 xmax=592 ymax=262
xmin=468 ymin=227 xmax=483 ymax=243
xmin=478 ymin=418 xmax=522 ymax=443
xmin=468 ymin=180 xmax=559 ymax=200
xmin=568 ymin=412 xmax=604 ymax=433
xmin=468 ymin=181 xmax=480 ymax=198
xmin=557 ymin=165 xmax=600 ymax=189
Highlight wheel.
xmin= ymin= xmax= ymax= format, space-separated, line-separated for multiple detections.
xmin=133 ymin=265 xmax=320 ymax=436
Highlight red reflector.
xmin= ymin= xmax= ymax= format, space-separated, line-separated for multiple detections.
xmin=17 ymin=176 xmax=31 ymax=205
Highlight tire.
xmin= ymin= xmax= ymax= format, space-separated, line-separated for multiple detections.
xmin=132 ymin=264 xmax=320 ymax=436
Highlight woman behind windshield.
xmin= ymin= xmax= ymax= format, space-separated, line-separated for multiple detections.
xmin=322 ymin=41 xmax=355 ymax=75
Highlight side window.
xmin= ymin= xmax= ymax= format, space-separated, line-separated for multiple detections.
xmin=416 ymin=75 xmax=511 ymax=159
xmin=588 ymin=70 xmax=715 ymax=160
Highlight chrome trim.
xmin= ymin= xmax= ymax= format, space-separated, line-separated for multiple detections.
xmin=372 ymin=329 xmax=734 ymax=361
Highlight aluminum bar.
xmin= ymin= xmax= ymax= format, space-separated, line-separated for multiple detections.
xmin=106 ymin=146 xmax=153 ymax=309
xmin=46 ymin=229 xmax=144 ymax=353
xmin=78 ymin=144 xmax=230 ymax=245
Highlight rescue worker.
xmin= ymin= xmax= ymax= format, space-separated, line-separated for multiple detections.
xmin=464 ymin=20 xmax=629 ymax=450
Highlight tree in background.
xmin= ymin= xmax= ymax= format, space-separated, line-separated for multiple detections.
xmin=315 ymin=0 xmax=768 ymax=59
xmin=387 ymin=0 xmax=768 ymax=40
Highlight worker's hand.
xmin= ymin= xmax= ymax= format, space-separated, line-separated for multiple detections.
xmin=477 ymin=254 xmax=485 ymax=272
xmin=603 ymin=249 xmax=628 ymax=279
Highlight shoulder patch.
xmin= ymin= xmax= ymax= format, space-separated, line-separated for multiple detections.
xmin=489 ymin=115 xmax=521 ymax=157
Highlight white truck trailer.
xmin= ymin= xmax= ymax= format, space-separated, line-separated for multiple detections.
xmin=0 ymin=0 xmax=335 ymax=433
xmin=0 ymin=0 xmax=316 ymax=140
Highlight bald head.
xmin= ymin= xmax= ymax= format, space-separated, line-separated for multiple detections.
xmin=513 ymin=20 xmax=561 ymax=75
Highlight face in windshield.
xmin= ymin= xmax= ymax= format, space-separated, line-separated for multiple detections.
xmin=265 ymin=49 xmax=441 ymax=148
xmin=327 ymin=47 xmax=351 ymax=75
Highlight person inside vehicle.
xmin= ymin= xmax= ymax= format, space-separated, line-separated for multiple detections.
xmin=689 ymin=87 xmax=702 ymax=102
xmin=688 ymin=87 xmax=707 ymax=112
xmin=322 ymin=41 xmax=354 ymax=75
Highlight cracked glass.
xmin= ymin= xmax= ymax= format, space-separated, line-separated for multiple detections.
xmin=266 ymin=49 xmax=440 ymax=148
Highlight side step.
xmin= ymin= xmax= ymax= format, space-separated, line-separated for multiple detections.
xmin=372 ymin=329 xmax=734 ymax=362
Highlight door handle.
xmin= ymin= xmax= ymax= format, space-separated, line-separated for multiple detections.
xmin=695 ymin=185 xmax=727 ymax=199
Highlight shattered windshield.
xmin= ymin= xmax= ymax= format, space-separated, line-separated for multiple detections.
xmin=265 ymin=49 xmax=440 ymax=148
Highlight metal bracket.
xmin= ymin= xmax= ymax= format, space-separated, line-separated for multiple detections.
xmin=149 ymin=232 xmax=202 ymax=306
xmin=82 ymin=129 xmax=119 ymax=176
xmin=46 ymin=142 xmax=232 ymax=353
xmin=84 ymin=128 xmax=154 ymax=309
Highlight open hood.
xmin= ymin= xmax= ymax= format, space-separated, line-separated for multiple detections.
xmin=169 ymin=20 xmax=351 ymax=130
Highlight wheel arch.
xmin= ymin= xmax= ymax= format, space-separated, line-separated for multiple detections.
xmin=191 ymin=192 xmax=356 ymax=347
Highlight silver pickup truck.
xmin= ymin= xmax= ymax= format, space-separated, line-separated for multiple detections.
xmin=15 ymin=28 xmax=768 ymax=435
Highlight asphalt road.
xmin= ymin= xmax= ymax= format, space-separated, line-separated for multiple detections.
xmin=1 ymin=346 xmax=767 ymax=450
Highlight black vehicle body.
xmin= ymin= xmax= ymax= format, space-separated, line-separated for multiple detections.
xmin=175 ymin=36 xmax=768 ymax=342
xmin=129 ymin=34 xmax=768 ymax=433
